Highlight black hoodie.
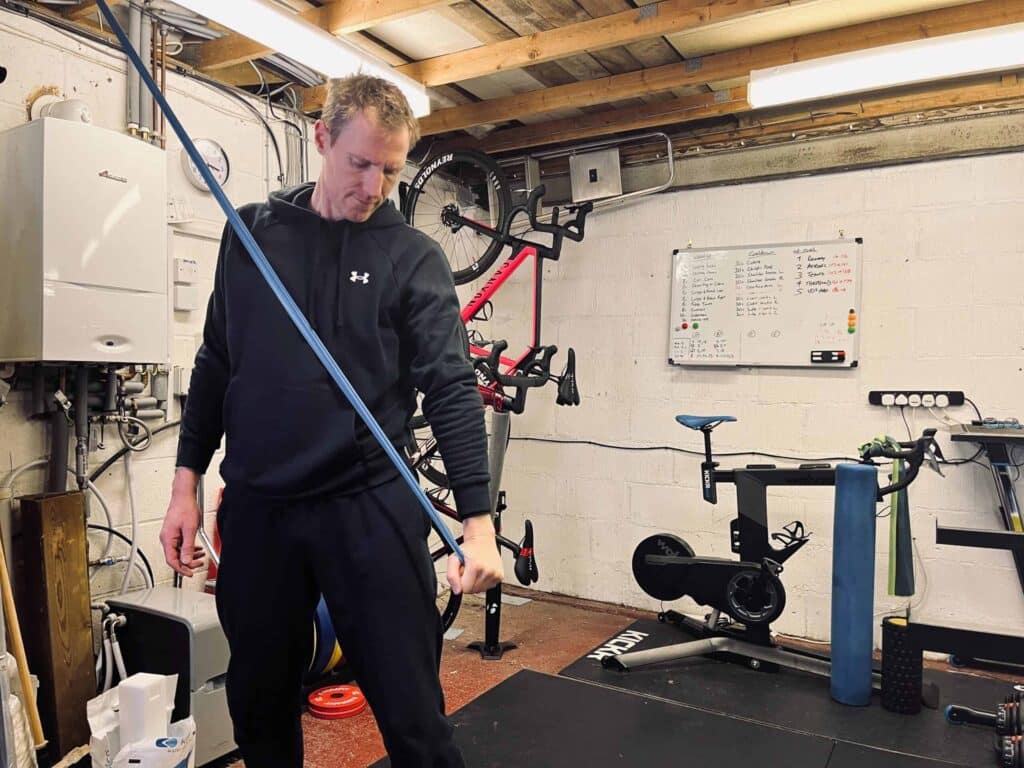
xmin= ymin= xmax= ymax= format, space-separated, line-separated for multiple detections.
xmin=176 ymin=183 xmax=491 ymax=518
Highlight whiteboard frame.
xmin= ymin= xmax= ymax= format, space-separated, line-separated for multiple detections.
xmin=667 ymin=237 xmax=863 ymax=369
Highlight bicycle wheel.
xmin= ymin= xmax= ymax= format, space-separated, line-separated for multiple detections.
xmin=404 ymin=150 xmax=512 ymax=285
xmin=430 ymin=530 xmax=463 ymax=631
xmin=408 ymin=411 xmax=449 ymax=489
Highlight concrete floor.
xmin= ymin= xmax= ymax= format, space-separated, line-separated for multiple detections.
xmin=221 ymin=588 xmax=643 ymax=768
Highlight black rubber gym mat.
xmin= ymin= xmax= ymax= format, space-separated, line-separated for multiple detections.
xmin=826 ymin=742 xmax=982 ymax=768
xmin=560 ymin=619 xmax=999 ymax=767
xmin=371 ymin=669 xmax=836 ymax=768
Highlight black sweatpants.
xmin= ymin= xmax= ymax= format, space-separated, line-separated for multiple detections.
xmin=215 ymin=475 xmax=464 ymax=768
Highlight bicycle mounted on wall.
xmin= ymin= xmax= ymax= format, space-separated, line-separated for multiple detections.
xmin=399 ymin=149 xmax=593 ymax=657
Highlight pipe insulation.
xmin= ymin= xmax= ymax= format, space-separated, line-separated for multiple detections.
xmin=74 ymin=366 xmax=90 ymax=490
xmin=46 ymin=407 xmax=69 ymax=493
xmin=140 ymin=8 xmax=153 ymax=136
xmin=95 ymin=0 xmax=466 ymax=564
xmin=127 ymin=2 xmax=141 ymax=130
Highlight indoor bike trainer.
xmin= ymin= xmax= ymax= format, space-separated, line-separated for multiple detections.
xmin=607 ymin=414 xmax=935 ymax=681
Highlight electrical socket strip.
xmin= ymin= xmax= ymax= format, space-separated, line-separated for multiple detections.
xmin=868 ymin=390 xmax=965 ymax=408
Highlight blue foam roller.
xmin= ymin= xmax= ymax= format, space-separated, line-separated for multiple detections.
xmin=831 ymin=462 xmax=879 ymax=706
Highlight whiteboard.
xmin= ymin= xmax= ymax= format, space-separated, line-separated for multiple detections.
xmin=667 ymin=239 xmax=863 ymax=368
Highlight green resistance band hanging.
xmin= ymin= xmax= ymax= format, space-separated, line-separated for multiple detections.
xmin=862 ymin=436 xmax=915 ymax=597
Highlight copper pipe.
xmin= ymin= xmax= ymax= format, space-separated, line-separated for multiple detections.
xmin=159 ymin=26 xmax=167 ymax=149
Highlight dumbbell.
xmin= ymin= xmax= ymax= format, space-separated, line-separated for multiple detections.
xmin=947 ymin=685 xmax=1024 ymax=767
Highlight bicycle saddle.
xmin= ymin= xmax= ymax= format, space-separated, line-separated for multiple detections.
xmin=675 ymin=415 xmax=737 ymax=430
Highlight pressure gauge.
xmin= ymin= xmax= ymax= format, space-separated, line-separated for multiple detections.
xmin=180 ymin=138 xmax=230 ymax=191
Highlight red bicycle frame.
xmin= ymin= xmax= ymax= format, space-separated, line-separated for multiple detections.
xmin=462 ymin=243 xmax=544 ymax=376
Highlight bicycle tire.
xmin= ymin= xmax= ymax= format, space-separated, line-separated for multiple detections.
xmin=404 ymin=149 xmax=512 ymax=285
xmin=408 ymin=411 xmax=450 ymax=489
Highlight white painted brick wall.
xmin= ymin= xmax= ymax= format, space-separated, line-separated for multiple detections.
xmin=497 ymin=150 xmax=1024 ymax=643
xmin=0 ymin=12 xmax=312 ymax=596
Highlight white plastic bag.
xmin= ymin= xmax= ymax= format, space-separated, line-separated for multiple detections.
xmin=88 ymin=675 xmax=195 ymax=768
xmin=112 ymin=717 xmax=196 ymax=768
xmin=88 ymin=686 xmax=122 ymax=768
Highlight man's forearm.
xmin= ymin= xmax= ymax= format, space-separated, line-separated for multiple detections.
xmin=462 ymin=513 xmax=495 ymax=539
xmin=171 ymin=466 xmax=201 ymax=499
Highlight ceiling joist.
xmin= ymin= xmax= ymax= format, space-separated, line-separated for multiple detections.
xmin=414 ymin=0 xmax=1024 ymax=135
xmin=479 ymin=86 xmax=749 ymax=152
xmin=196 ymin=0 xmax=454 ymax=72
xmin=671 ymin=74 xmax=1024 ymax=152
xmin=478 ymin=71 xmax=1024 ymax=153
xmin=396 ymin=0 xmax=793 ymax=87
xmin=65 ymin=1 xmax=98 ymax=20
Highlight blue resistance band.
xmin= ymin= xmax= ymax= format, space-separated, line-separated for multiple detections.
xmin=94 ymin=0 xmax=465 ymax=563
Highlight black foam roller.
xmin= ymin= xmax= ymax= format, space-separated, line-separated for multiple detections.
xmin=881 ymin=616 xmax=923 ymax=715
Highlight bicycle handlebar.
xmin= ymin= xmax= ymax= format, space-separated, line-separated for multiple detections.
xmin=521 ymin=185 xmax=592 ymax=244
xmin=860 ymin=428 xmax=939 ymax=497
xmin=474 ymin=340 xmax=559 ymax=414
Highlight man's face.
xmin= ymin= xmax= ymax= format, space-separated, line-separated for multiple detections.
xmin=314 ymin=108 xmax=410 ymax=222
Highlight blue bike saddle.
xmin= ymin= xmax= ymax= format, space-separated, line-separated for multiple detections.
xmin=675 ymin=415 xmax=737 ymax=430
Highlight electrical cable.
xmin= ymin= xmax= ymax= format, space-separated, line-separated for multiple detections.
xmin=507 ymin=436 xmax=864 ymax=464
xmin=180 ymin=70 xmax=285 ymax=186
xmin=900 ymin=406 xmax=912 ymax=440
xmin=964 ymin=396 xmax=984 ymax=421
xmin=90 ymin=419 xmax=180 ymax=481
xmin=250 ymin=62 xmax=305 ymax=186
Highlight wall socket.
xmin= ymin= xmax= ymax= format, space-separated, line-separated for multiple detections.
xmin=868 ymin=390 xmax=965 ymax=408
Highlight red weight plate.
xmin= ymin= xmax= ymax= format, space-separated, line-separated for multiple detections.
xmin=308 ymin=685 xmax=367 ymax=718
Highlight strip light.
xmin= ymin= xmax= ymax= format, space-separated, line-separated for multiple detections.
xmin=748 ymin=22 xmax=1024 ymax=108
xmin=169 ymin=0 xmax=430 ymax=116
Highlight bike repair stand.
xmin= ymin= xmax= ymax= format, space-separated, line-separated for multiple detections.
xmin=468 ymin=409 xmax=517 ymax=660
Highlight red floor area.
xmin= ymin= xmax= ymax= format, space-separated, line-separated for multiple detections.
xmin=222 ymin=589 xmax=642 ymax=768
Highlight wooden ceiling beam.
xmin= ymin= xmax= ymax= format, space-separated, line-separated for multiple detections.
xmin=670 ymin=75 xmax=1024 ymax=151
xmin=418 ymin=0 xmax=1024 ymax=135
xmin=196 ymin=0 xmax=454 ymax=72
xmin=64 ymin=1 xmax=97 ymax=21
xmin=397 ymin=0 xmax=790 ymax=87
xmin=480 ymin=86 xmax=750 ymax=153
xmin=479 ymin=71 xmax=1024 ymax=154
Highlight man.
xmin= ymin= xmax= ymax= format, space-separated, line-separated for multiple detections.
xmin=160 ymin=74 xmax=502 ymax=767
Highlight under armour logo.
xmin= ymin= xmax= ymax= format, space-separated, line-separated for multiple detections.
xmin=349 ymin=271 xmax=370 ymax=284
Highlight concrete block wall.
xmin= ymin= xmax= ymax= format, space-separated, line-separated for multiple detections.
xmin=0 ymin=11 xmax=317 ymax=596
xmin=489 ymin=150 xmax=1024 ymax=642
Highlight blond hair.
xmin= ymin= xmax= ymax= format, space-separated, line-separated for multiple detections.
xmin=320 ymin=74 xmax=420 ymax=147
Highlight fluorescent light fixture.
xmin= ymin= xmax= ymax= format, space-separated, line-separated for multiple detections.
xmin=748 ymin=22 xmax=1024 ymax=108
xmin=168 ymin=0 xmax=430 ymax=116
